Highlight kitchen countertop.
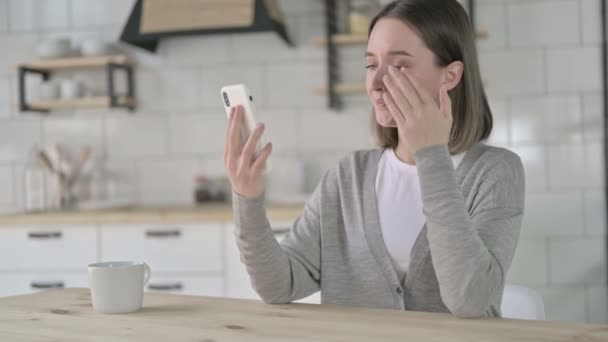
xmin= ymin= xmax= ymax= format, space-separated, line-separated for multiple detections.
xmin=0 ymin=204 xmax=305 ymax=225
xmin=1 ymin=288 xmax=606 ymax=341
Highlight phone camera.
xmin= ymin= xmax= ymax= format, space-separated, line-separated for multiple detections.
xmin=222 ymin=92 xmax=230 ymax=107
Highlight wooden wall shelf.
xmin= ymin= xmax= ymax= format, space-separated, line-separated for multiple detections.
xmin=26 ymin=96 xmax=136 ymax=111
xmin=17 ymin=55 xmax=136 ymax=113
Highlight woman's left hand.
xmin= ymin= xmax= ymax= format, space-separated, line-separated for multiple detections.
xmin=382 ymin=66 xmax=453 ymax=155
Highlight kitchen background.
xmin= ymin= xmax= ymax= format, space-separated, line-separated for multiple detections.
xmin=0 ymin=0 xmax=605 ymax=324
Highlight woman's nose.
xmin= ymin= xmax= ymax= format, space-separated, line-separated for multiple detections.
xmin=372 ymin=67 xmax=387 ymax=91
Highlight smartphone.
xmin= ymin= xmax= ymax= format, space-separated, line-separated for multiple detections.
xmin=221 ymin=84 xmax=270 ymax=171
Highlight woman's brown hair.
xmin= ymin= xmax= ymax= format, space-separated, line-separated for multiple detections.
xmin=370 ymin=0 xmax=492 ymax=154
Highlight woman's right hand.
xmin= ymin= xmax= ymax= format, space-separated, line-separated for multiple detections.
xmin=224 ymin=105 xmax=273 ymax=199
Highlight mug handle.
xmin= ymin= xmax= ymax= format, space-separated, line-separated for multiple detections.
xmin=143 ymin=263 xmax=151 ymax=286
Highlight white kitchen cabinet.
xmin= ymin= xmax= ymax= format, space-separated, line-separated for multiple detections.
xmin=0 ymin=272 xmax=88 ymax=297
xmin=100 ymin=223 xmax=223 ymax=274
xmin=0 ymin=225 xmax=97 ymax=271
xmin=146 ymin=275 xmax=224 ymax=297
xmin=224 ymin=222 xmax=321 ymax=304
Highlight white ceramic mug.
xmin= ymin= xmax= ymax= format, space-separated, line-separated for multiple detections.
xmin=88 ymin=261 xmax=151 ymax=314
xmin=60 ymin=80 xmax=84 ymax=99
xmin=38 ymin=81 xmax=60 ymax=100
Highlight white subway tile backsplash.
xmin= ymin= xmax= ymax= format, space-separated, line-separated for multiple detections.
xmin=0 ymin=78 xmax=13 ymax=119
xmin=476 ymin=2 xmax=506 ymax=50
xmin=549 ymin=238 xmax=606 ymax=286
xmin=581 ymin=0 xmax=601 ymax=45
xmin=163 ymin=36 xmax=233 ymax=67
xmin=135 ymin=71 xmax=164 ymax=111
xmin=0 ymin=118 xmax=41 ymax=162
xmin=522 ymin=192 xmax=584 ymax=237
xmin=102 ymin=160 xmax=138 ymax=204
xmin=136 ymin=69 xmax=202 ymax=111
xmin=9 ymin=0 xmax=69 ymax=31
xmin=584 ymin=142 xmax=604 ymax=188
xmin=507 ymin=0 xmax=579 ymax=47
xmin=486 ymin=97 xmax=509 ymax=145
xmin=582 ymin=93 xmax=603 ymax=142
xmin=479 ymin=50 xmax=544 ymax=96
xmin=548 ymin=143 xmax=587 ymax=190
xmin=232 ymin=32 xmax=299 ymax=64
xmin=539 ymin=287 xmax=587 ymax=322
xmin=0 ymin=165 xmax=14 ymax=206
xmin=294 ymin=14 xmax=326 ymax=61
xmin=105 ymin=114 xmax=168 ymax=159
xmin=506 ymin=237 xmax=548 ymax=286
xmin=587 ymin=287 xmax=608 ymax=324
xmin=0 ymin=0 xmax=8 ymax=32
xmin=267 ymin=63 xmax=326 ymax=108
xmin=0 ymin=34 xmax=37 ymax=76
xmin=279 ymin=0 xmax=324 ymax=15
xmin=137 ymin=159 xmax=200 ymax=206
xmin=508 ymin=144 xmax=547 ymax=192
xmin=200 ymin=65 xmax=265 ymax=110
xmin=510 ymin=96 xmax=583 ymax=144
xmin=43 ymin=117 xmax=104 ymax=156
xmin=162 ymin=69 xmax=202 ymax=110
xmin=257 ymin=108 xmax=299 ymax=154
xmin=168 ymin=113 xmax=226 ymax=157
xmin=547 ymin=47 xmax=601 ymax=93
xmin=298 ymin=108 xmax=374 ymax=151
xmin=199 ymin=158 xmax=227 ymax=179
xmin=583 ymin=190 xmax=606 ymax=236
xmin=70 ymin=0 xmax=134 ymax=28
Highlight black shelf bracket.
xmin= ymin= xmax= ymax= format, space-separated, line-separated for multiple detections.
xmin=325 ymin=0 xmax=341 ymax=110
xmin=18 ymin=67 xmax=50 ymax=113
xmin=601 ymin=0 xmax=608 ymax=288
xmin=106 ymin=62 xmax=136 ymax=111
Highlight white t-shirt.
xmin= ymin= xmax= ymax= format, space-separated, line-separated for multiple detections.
xmin=375 ymin=148 xmax=466 ymax=283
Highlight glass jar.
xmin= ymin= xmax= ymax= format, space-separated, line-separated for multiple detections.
xmin=349 ymin=0 xmax=380 ymax=34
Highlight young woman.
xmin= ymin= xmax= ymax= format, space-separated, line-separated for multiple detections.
xmin=223 ymin=0 xmax=524 ymax=318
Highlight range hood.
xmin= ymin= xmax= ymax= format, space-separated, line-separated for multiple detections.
xmin=120 ymin=0 xmax=293 ymax=53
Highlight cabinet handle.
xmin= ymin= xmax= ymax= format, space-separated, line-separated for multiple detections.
xmin=30 ymin=281 xmax=65 ymax=289
xmin=147 ymin=282 xmax=183 ymax=291
xmin=28 ymin=231 xmax=62 ymax=239
xmin=145 ymin=229 xmax=181 ymax=238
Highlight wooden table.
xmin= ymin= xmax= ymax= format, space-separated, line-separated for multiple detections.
xmin=0 ymin=288 xmax=606 ymax=341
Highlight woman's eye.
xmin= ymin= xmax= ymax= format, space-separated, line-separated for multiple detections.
xmin=365 ymin=65 xmax=377 ymax=70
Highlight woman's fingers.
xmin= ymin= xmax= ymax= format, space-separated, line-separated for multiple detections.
xmin=251 ymin=142 xmax=273 ymax=176
xmin=383 ymin=74 xmax=411 ymax=122
xmin=402 ymin=68 xmax=434 ymax=105
xmin=226 ymin=106 xmax=243 ymax=172
xmin=224 ymin=106 xmax=236 ymax=163
xmin=382 ymin=91 xmax=406 ymax=127
xmin=240 ymin=123 xmax=265 ymax=168
xmin=388 ymin=66 xmax=423 ymax=111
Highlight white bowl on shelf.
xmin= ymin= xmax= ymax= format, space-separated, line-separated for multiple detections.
xmin=80 ymin=39 xmax=109 ymax=57
xmin=36 ymin=38 xmax=71 ymax=59
xmin=38 ymin=81 xmax=60 ymax=100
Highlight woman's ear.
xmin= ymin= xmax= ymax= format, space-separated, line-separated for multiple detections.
xmin=442 ymin=61 xmax=464 ymax=91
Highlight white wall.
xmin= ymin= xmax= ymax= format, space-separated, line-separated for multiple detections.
xmin=0 ymin=0 xmax=604 ymax=324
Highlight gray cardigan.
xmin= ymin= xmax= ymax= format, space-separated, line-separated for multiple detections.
xmin=232 ymin=143 xmax=525 ymax=318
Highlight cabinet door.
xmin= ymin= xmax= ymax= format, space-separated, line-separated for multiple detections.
xmin=100 ymin=224 xmax=223 ymax=273
xmin=0 ymin=273 xmax=88 ymax=297
xmin=0 ymin=226 xmax=97 ymax=271
xmin=224 ymin=221 xmax=320 ymax=304
xmin=146 ymin=275 xmax=224 ymax=297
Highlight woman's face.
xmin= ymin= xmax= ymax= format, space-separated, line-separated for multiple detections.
xmin=366 ymin=18 xmax=444 ymax=127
